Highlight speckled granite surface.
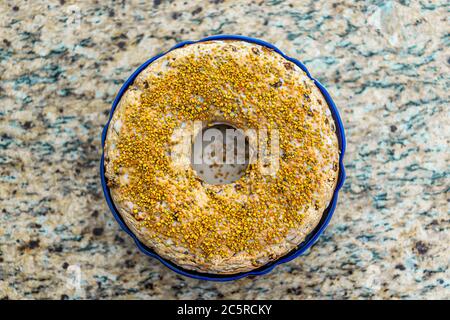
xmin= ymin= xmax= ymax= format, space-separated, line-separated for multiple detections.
xmin=0 ymin=0 xmax=448 ymax=299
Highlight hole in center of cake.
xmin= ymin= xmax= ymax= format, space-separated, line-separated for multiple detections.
xmin=191 ymin=122 xmax=249 ymax=185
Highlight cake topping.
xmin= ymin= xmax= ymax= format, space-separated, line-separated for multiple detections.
xmin=107 ymin=41 xmax=338 ymax=262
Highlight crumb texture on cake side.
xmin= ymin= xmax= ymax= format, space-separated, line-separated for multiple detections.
xmin=104 ymin=40 xmax=340 ymax=274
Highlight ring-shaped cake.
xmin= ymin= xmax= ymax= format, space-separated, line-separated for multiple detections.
xmin=103 ymin=39 xmax=341 ymax=274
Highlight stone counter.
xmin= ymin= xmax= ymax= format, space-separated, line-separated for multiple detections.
xmin=0 ymin=0 xmax=448 ymax=299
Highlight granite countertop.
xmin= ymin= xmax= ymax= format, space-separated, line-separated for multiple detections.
xmin=0 ymin=0 xmax=448 ymax=299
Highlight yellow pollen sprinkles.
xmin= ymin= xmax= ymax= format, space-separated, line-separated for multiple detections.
xmin=104 ymin=40 xmax=340 ymax=274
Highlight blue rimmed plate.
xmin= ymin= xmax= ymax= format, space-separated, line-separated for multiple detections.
xmin=100 ymin=35 xmax=346 ymax=281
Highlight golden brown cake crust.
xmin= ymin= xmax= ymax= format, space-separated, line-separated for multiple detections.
xmin=104 ymin=40 xmax=340 ymax=274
